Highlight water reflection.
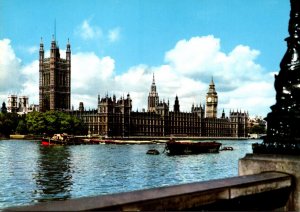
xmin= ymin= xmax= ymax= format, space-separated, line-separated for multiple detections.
xmin=33 ymin=145 xmax=73 ymax=202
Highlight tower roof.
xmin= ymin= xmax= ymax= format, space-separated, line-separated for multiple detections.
xmin=150 ymin=73 xmax=157 ymax=92
xmin=207 ymin=77 xmax=217 ymax=94
xmin=209 ymin=76 xmax=214 ymax=86
xmin=152 ymin=73 xmax=155 ymax=84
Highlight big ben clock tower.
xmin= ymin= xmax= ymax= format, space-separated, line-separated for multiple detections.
xmin=206 ymin=78 xmax=218 ymax=118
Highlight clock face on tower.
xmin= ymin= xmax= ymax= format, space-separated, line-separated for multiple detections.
xmin=207 ymin=97 xmax=212 ymax=102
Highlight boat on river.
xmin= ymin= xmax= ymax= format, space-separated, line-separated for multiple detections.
xmin=220 ymin=146 xmax=234 ymax=151
xmin=41 ymin=134 xmax=84 ymax=146
xmin=164 ymin=138 xmax=222 ymax=155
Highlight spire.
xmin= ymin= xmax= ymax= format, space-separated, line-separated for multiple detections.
xmin=208 ymin=76 xmax=217 ymax=94
xmin=174 ymin=95 xmax=180 ymax=113
xmin=51 ymin=34 xmax=56 ymax=51
xmin=66 ymin=38 xmax=71 ymax=63
xmin=67 ymin=38 xmax=70 ymax=47
xmin=150 ymin=73 xmax=157 ymax=92
xmin=39 ymin=37 xmax=44 ymax=51
xmin=54 ymin=18 xmax=56 ymax=41
xmin=148 ymin=73 xmax=159 ymax=112
xmin=210 ymin=76 xmax=214 ymax=86
xmin=221 ymin=109 xmax=225 ymax=119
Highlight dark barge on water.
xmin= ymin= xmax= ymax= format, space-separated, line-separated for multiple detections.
xmin=165 ymin=139 xmax=222 ymax=155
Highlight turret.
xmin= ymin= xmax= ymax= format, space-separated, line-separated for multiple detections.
xmin=151 ymin=73 xmax=156 ymax=92
xmin=174 ymin=95 xmax=180 ymax=113
xmin=221 ymin=109 xmax=226 ymax=119
xmin=50 ymin=34 xmax=56 ymax=58
xmin=39 ymin=37 xmax=44 ymax=61
xmin=66 ymin=38 xmax=71 ymax=62
xmin=39 ymin=37 xmax=44 ymax=77
xmin=148 ymin=73 xmax=159 ymax=112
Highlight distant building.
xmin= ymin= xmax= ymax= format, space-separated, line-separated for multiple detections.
xmin=18 ymin=96 xmax=29 ymax=114
xmin=229 ymin=110 xmax=249 ymax=138
xmin=7 ymin=95 xmax=18 ymax=113
xmin=6 ymin=95 xmax=35 ymax=114
xmin=71 ymin=76 xmax=249 ymax=138
xmin=39 ymin=36 xmax=71 ymax=112
xmin=79 ymin=102 xmax=84 ymax=112
xmin=28 ymin=104 xmax=39 ymax=113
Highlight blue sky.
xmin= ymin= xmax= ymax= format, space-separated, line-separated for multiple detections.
xmin=0 ymin=0 xmax=291 ymax=117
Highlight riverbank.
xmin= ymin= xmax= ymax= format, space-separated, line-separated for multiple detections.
xmin=8 ymin=134 xmax=250 ymax=142
xmin=9 ymin=134 xmax=42 ymax=140
xmin=120 ymin=136 xmax=249 ymax=141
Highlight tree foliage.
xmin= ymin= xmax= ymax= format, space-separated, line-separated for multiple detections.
xmin=0 ymin=112 xmax=19 ymax=136
xmin=0 ymin=111 xmax=87 ymax=137
xmin=26 ymin=111 xmax=87 ymax=135
xmin=1 ymin=102 xmax=7 ymax=113
xmin=249 ymin=117 xmax=267 ymax=134
xmin=249 ymin=125 xmax=266 ymax=134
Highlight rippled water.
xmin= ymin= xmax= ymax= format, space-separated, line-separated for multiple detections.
xmin=0 ymin=139 xmax=261 ymax=209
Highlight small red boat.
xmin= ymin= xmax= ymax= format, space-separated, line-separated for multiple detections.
xmin=41 ymin=138 xmax=65 ymax=146
xmin=42 ymin=138 xmax=55 ymax=146
xmin=41 ymin=134 xmax=83 ymax=146
xmin=165 ymin=139 xmax=222 ymax=155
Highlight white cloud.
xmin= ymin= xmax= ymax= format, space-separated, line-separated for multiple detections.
xmin=165 ymin=36 xmax=264 ymax=84
xmin=20 ymin=60 xmax=39 ymax=104
xmin=0 ymin=39 xmax=23 ymax=94
xmin=0 ymin=39 xmax=40 ymax=105
xmin=76 ymin=20 xmax=121 ymax=44
xmin=165 ymin=35 xmax=221 ymax=75
xmin=108 ymin=27 xmax=121 ymax=43
xmin=76 ymin=20 xmax=102 ymax=40
xmin=220 ymin=81 xmax=275 ymax=116
xmin=162 ymin=35 xmax=274 ymax=116
xmin=71 ymin=52 xmax=115 ymax=108
xmin=27 ymin=46 xmax=39 ymax=54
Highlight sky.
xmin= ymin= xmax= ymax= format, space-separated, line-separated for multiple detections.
xmin=0 ymin=0 xmax=291 ymax=118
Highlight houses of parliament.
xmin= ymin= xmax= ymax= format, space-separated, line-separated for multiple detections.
xmin=39 ymin=37 xmax=249 ymax=138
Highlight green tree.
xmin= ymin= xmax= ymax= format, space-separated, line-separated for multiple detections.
xmin=1 ymin=102 xmax=7 ymax=113
xmin=25 ymin=111 xmax=87 ymax=136
xmin=71 ymin=115 xmax=87 ymax=135
xmin=26 ymin=111 xmax=46 ymax=135
xmin=0 ymin=113 xmax=19 ymax=136
xmin=250 ymin=125 xmax=266 ymax=134
xmin=44 ymin=111 xmax=59 ymax=134
xmin=16 ymin=119 xmax=28 ymax=134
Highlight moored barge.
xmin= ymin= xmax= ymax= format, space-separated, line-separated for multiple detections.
xmin=165 ymin=139 xmax=222 ymax=155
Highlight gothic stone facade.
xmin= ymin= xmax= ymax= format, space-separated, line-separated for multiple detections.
xmin=39 ymin=37 xmax=71 ymax=112
xmin=72 ymin=76 xmax=248 ymax=138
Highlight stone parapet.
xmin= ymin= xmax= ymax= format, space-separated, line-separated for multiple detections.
xmin=239 ymin=154 xmax=300 ymax=211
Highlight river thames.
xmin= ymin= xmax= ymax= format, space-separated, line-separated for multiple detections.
xmin=0 ymin=139 xmax=261 ymax=209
